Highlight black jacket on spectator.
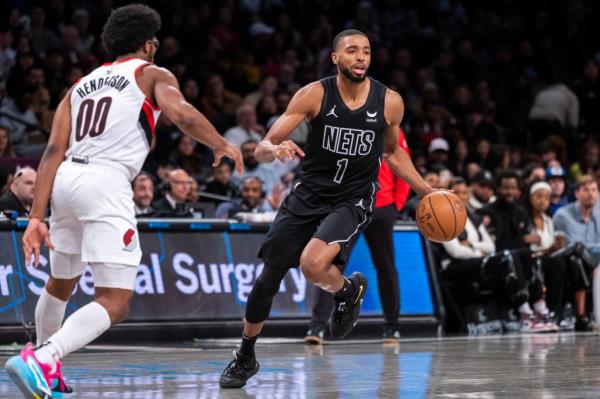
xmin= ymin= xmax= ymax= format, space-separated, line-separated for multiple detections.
xmin=0 ymin=190 xmax=28 ymax=216
xmin=153 ymin=198 xmax=193 ymax=218
xmin=478 ymin=199 xmax=530 ymax=251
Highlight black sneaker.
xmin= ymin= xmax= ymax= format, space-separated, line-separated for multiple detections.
xmin=575 ymin=315 xmax=594 ymax=332
xmin=304 ymin=321 xmax=326 ymax=345
xmin=219 ymin=351 xmax=260 ymax=389
xmin=382 ymin=325 xmax=401 ymax=343
xmin=330 ymin=272 xmax=368 ymax=338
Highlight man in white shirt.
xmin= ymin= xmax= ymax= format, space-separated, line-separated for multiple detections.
xmin=224 ymin=104 xmax=264 ymax=147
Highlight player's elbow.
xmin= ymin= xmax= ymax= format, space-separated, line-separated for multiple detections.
xmin=167 ymin=104 xmax=195 ymax=128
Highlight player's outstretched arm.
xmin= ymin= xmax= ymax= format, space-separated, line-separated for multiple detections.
xmin=23 ymin=90 xmax=72 ymax=265
xmin=151 ymin=67 xmax=243 ymax=175
xmin=254 ymin=82 xmax=323 ymax=163
xmin=382 ymin=90 xmax=433 ymax=197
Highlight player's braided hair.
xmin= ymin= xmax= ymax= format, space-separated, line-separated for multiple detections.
xmin=101 ymin=4 xmax=161 ymax=58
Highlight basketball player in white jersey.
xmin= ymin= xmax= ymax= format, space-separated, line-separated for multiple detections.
xmin=5 ymin=5 xmax=243 ymax=398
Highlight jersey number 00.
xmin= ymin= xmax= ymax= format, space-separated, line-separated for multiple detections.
xmin=75 ymin=97 xmax=113 ymax=141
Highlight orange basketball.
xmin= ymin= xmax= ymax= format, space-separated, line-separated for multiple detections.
xmin=416 ymin=191 xmax=467 ymax=243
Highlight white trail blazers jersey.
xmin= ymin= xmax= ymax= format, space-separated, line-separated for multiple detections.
xmin=67 ymin=57 xmax=161 ymax=180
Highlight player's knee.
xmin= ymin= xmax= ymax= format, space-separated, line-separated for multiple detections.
xmin=46 ymin=276 xmax=79 ymax=301
xmin=299 ymin=256 xmax=327 ymax=284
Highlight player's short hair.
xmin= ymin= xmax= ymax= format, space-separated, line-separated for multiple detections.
xmin=332 ymin=29 xmax=368 ymax=51
xmin=101 ymin=4 xmax=161 ymax=58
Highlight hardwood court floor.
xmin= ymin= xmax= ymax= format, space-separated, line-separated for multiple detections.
xmin=0 ymin=333 xmax=599 ymax=398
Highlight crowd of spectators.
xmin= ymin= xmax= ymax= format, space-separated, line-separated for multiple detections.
xmin=1 ymin=0 xmax=600 ymax=219
xmin=2 ymin=1 xmax=600 ymax=331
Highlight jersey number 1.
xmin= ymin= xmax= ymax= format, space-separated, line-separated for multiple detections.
xmin=334 ymin=158 xmax=348 ymax=184
xmin=75 ymin=97 xmax=113 ymax=141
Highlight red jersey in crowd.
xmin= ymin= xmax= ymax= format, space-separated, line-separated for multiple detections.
xmin=376 ymin=128 xmax=411 ymax=210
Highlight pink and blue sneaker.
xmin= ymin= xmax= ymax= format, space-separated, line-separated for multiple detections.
xmin=51 ymin=375 xmax=73 ymax=398
xmin=4 ymin=342 xmax=63 ymax=399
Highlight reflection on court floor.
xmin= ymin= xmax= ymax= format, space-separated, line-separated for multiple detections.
xmin=0 ymin=334 xmax=599 ymax=398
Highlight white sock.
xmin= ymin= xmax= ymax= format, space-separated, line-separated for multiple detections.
xmin=534 ymin=300 xmax=549 ymax=315
xmin=35 ymin=301 xmax=111 ymax=371
xmin=519 ymin=302 xmax=533 ymax=315
xmin=35 ymin=288 xmax=68 ymax=347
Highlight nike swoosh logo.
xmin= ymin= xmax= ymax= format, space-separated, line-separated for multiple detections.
xmin=354 ymin=284 xmax=364 ymax=304
xmin=366 ymin=111 xmax=377 ymax=118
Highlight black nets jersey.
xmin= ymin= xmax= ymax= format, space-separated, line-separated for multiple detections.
xmin=296 ymin=75 xmax=388 ymax=200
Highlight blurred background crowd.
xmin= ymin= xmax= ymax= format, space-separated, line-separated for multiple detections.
xmin=1 ymin=0 xmax=600 ymax=333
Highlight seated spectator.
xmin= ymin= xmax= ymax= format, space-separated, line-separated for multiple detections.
xmin=231 ymin=139 xmax=279 ymax=195
xmin=522 ymin=163 xmax=547 ymax=187
xmin=204 ymin=161 xmax=240 ymax=204
xmin=224 ymin=104 xmax=264 ymax=147
xmin=216 ymin=176 xmax=274 ymax=220
xmin=169 ymin=134 xmax=213 ymax=183
xmin=153 ymin=169 xmax=193 ymax=217
xmin=468 ymin=170 xmax=495 ymax=211
xmin=0 ymin=166 xmax=36 ymax=216
xmin=0 ymin=126 xmax=16 ymax=158
xmin=428 ymin=138 xmax=450 ymax=168
xmin=132 ymin=172 xmax=155 ymax=217
xmin=0 ymin=89 xmax=38 ymax=147
xmin=570 ymin=140 xmax=599 ymax=181
xmin=553 ymin=175 xmax=600 ymax=331
xmin=440 ymin=178 xmax=550 ymax=332
xmin=480 ymin=170 xmax=557 ymax=332
xmin=546 ymin=165 xmax=569 ymax=216
xmin=188 ymin=177 xmax=200 ymax=203
xmin=524 ymin=181 xmax=567 ymax=326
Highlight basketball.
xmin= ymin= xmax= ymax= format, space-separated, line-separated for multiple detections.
xmin=416 ymin=191 xmax=467 ymax=243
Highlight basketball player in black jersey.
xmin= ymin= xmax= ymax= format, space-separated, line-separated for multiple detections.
xmin=220 ymin=29 xmax=435 ymax=388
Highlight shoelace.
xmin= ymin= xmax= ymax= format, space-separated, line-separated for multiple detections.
xmin=226 ymin=352 xmax=253 ymax=375
xmin=333 ymin=302 xmax=349 ymax=323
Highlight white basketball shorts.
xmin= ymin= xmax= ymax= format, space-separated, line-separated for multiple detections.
xmin=49 ymin=159 xmax=141 ymax=274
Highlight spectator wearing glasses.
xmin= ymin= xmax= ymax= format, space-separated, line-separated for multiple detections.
xmin=0 ymin=166 xmax=36 ymax=216
xmin=153 ymin=169 xmax=193 ymax=217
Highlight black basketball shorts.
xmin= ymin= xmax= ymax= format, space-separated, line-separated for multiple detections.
xmin=259 ymin=182 xmax=376 ymax=269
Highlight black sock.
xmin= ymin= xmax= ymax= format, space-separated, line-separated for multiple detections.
xmin=238 ymin=333 xmax=258 ymax=359
xmin=334 ymin=277 xmax=355 ymax=301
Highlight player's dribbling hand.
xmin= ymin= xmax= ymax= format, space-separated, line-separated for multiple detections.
xmin=214 ymin=142 xmax=244 ymax=176
xmin=22 ymin=217 xmax=54 ymax=268
xmin=273 ymin=140 xmax=305 ymax=162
